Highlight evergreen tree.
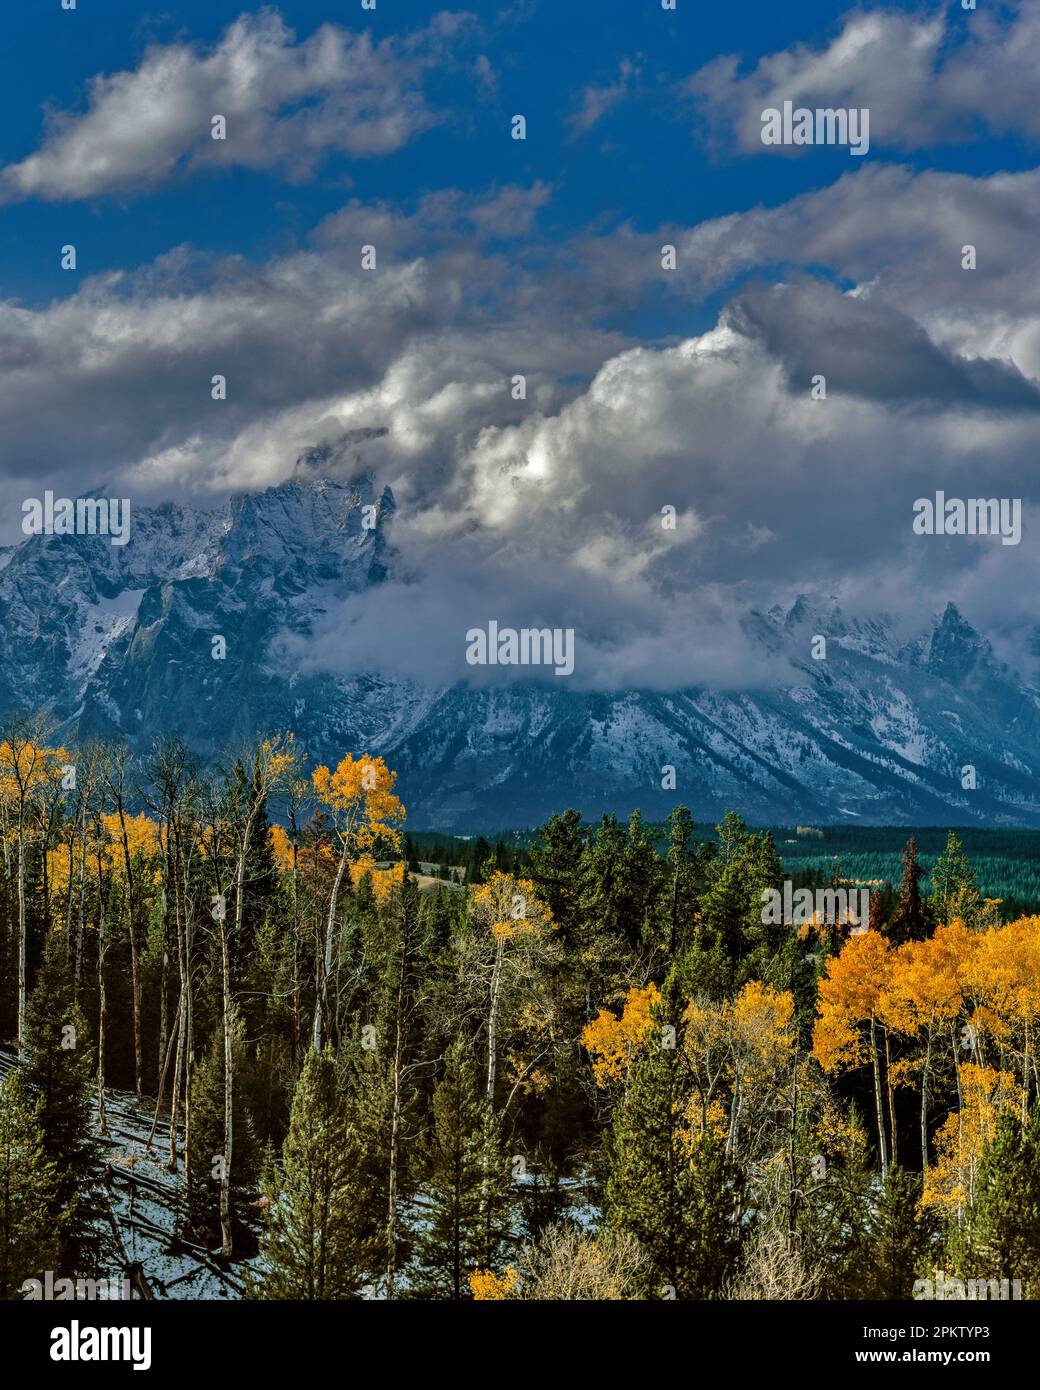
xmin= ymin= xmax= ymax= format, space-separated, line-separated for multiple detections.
xmin=16 ymin=939 xmax=97 ymax=1269
xmin=663 ymin=805 xmax=699 ymax=956
xmin=679 ymin=815 xmax=789 ymax=998
xmin=954 ymin=1109 xmax=1040 ymax=1296
xmin=605 ymin=1037 xmax=745 ymax=1298
xmin=889 ymin=836 xmax=929 ymax=944
xmin=528 ymin=810 xmax=585 ymax=942
xmin=797 ymin=1109 xmax=876 ymax=1299
xmin=469 ymin=836 xmax=493 ymax=885
xmin=0 ymin=1077 xmax=61 ymax=1299
xmin=255 ymin=1048 xmax=379 ymax=1299
xmin=187 ymin=1021 xmax=260 ymax=1244
xmin=413 ymin=1036 xmax=508 ymax=1299
xmin=930 ymin=831 xmax=983 ymax=929
xmin=862 ymin=1166 xmax=938 ymax=1299
xmin=578 ymin=812 xmax=662 ymax=953
xmin=868 ymin=884 xmax=892 ymax=936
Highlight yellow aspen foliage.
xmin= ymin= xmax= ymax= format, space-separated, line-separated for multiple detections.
xmin=311 ymin=753 xmax=405 ymax=852
xmin=469 ymin=871 xmax=554 ymax=941
xmin=100 ymin=811 xmax=160 ymax=872
xmin=349 ymin=854 xmax=404 ymax=903
xmin=972 ymin=916 xmax=1040 ymax=1043
xmin=257 ymin=734 xmax=299 ymax=785
xmin=812 ymin=930 xmax=892 ymax=1073
xmin=881 ymin=922 xmax=977 ymax=1038
xmin=730 ymin=979 xmax=795 ymax=1059
xmin=469 ymin=1267 xmax=520 ymax=1300
xmin=582 ymin=983 xmax=661 ymax=1086
xmin=269 ymin=823 xmax=294 ymax=873
xmin=924 ymin=1062 xmax=1017 ymax=1213
xmin=684 ymin=981 xmax=796 ymax=1149
xmin=0 ymin=739 xmax=67 ymax=798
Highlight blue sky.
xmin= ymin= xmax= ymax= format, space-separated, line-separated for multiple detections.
xmin=1 ymin=0 xmax=1039 ymax=686
xmin=3 ymin=0 xmax=1030 ymax=312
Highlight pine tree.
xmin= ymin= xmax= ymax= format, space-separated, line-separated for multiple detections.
xmin=797 ymin=1108 xmax=875 ymax=1298
xmin=469 ymin=836 xmax=492 ymax=885
xmin=680 ymin=815 xmax=788 ymax=998
xmin=663 ymin=805 xmax=698 ymax=956
xmin=955 ymin=1109 xmax=1040 ymax=1296
xmin=889 ymin=837 xmax=929 ymax=944
xmin=16 ymin=938 xmax=97 ymax=1269
xmin=605 ymin=1037 xmax=745 ymax=1298
xmin=0 ymin=1077 xmax=61 ymax=1299
xmin=413 ymin=1036 xmax=509 ymax=1298
xmin=529 ymin=810 xmax=585 ymax=943
xmin=930 ymin=831 xmax=982 ymax=929
xmin=868 ymin=885 xmax=891 ymax=935
xmin=186 ymin=1022 xmax=260 ymax=1245
xmin=255 ymin=1048 xmax=379 ymax=1299
xmin=862 ymin=1166 xmax=937 ymax=1299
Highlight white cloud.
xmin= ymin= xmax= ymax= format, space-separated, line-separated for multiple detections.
xmin=1 ymin=160 xmax=1038 ymax=688
xmin=0 ymin=8 xmax=468 ymax=203
xmin=687 ymin=2 xmax=1040 ymax=155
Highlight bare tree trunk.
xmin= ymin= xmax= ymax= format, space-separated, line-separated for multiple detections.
xmin=313 ymin=839 xmax=349 ymax=1052
xmin=168 ymin=989 xmax=184 ymax=1173
xmin=920 ymin=1018 xmax=933 ymax=1170
xmin=486 ymin=936 xmax=505 ymax=1102
xmin=787 ymin=1052 xmax=799 ymax=1242
xmin=116 ymin=801 xmax=143 ymax=1100
xmin=96 ymin=845 xmax=108 ymax=1134
xmin=147 ymin=1003 xmax=180 ymax=1152
xmin=884 ymin=1026 xmax=898 ymax=1167
xmin=219 ymin=918 xmax=234 ymax=1257
xmin=75 ymin=823 xmax=87 ymax=996
xmin=157 ymin=838 xmax=171 ymax=1092
xmin=1023 ymin=1018 xmax=1031 ymax=1124
xmin=16 ymin=825 xmax=27 ymax=1049
xmin=385 ymin=889 xmax=414 ymax=1299
xmin=168 ymin=814 xmax=190 ymax=1174
xmin=183 ymin=900 xmax=195 ymax=1209
xmin=870 ymin=1014 xmax=888 ymax=1179
xmin=64 ymin=836 xmax=75 ymax=968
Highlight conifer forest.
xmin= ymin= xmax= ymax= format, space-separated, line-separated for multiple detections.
xmin=2 ymin=724 xmax=1039 ymax=1310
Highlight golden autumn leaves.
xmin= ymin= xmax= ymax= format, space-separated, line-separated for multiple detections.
xmin=584 ymin=914 xmax=1040 ymax=1223
xmin=0 ymin=738 xmax=410 ymax=926
xmin=815 ymin=915 xmax=1040 ymax=1213
xmin=582 ymin=979 xmax=797 ymax=1151
xmin=268 ymin=751 xmax=406 ymax=902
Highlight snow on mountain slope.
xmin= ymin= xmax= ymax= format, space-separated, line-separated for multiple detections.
xmin=0 ymin=460 xmax=1037 ymax=830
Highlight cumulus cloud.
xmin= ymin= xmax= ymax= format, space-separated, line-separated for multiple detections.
xmin=686 ymin=2 xmax=1040 ymax=156
xmin=0 ymin=8 xmax=470 ymax=203
xmin=267 ymin=290 xmax=1039 ymax=688
xmin=2 ymin=152 xmax=1039 ymax=689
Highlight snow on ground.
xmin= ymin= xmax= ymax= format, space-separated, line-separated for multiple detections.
xmin=0 ymin=1047 xmax=258 ymax=1300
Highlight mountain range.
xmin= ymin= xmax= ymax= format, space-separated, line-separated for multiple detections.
xmin=2 ymin=455 xmax=1038 ymax=830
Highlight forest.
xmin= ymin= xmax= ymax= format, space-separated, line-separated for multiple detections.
xmin=1 ymin=715 xmax=1039 ymax=1301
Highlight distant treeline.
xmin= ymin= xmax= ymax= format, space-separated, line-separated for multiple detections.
xmin=404 ymin=823 xmax=1040 ymax=918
